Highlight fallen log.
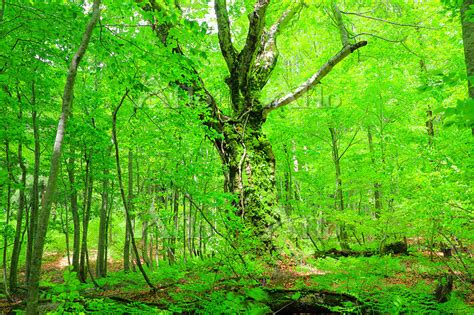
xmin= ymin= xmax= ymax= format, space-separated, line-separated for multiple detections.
xmin=264 ymin=288 xmax=365 ymax=314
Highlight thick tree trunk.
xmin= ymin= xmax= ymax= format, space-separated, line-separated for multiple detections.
xmin=26 ymin=2 xmax=101 ymax=312
xmin=216 ymin=113 xmax=280 ymax=249
xmin=66 ymin=156 xmax=81 ymax=274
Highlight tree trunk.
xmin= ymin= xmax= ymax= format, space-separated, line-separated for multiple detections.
xmin=96 ymin=168 xmax=109 ymax=278
xmin=216 ymin=115 xmax=280 ymax=249
xmin=367 ymin=128 xmax=382 ymax=217
xmin=26 ymin=2 xmax=101 ymax=312
xmin=79 ymin=154 xmax=93 ymax=282
xmin=60 ymin=197 xmax=71 ymax=265
xmin=25 ymin=81 xmax=39 ymax=286
xmin=2 ymin=140 xmax=12 ymax=300
xmin=10 ymin=97 xmax=27 ymax=293
xmin=66 ymin=155 xmax=81 ymax=274
xmin=188 ymin=197 xmax=195 ymax=257
xmin=461 ymin=0 xmax=474 ymax=134
xmin=169 ymin=188 xmax=178 ymax=264
xmin=329 ymin=128 xmax=350 ymax=250
xmin=142 ymin=185 xmax=153 ymax=268
xmin=123 ymin=149 xmax=133 ymax=272
xmin=112 ymin=90 xmax=155 ymax=290
xmin=462 ymin=0 xmax=474 ymax=99
xmin=104 ymin=181 xmax=114 ymax=276
xmin=182 ymin=194 xmax=186 ymax=263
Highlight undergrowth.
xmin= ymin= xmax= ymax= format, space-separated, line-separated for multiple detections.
xmin=22 ymin=254 xmax=472 ymax=314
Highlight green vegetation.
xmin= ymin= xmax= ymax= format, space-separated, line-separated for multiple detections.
xmin=0 ymin=0 xmax=472 ymax=313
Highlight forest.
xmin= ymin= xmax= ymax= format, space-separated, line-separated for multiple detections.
xmin=0 ymin=0 xmax=473 ymax=314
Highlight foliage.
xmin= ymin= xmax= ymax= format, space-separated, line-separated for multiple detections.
xmin=44 ymin=269 xmax=86 ymax=314
xmin=0 ymin=0 xmax=472 ymax=313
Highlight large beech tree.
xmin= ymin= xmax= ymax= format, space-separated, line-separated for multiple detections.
xmin=144 ymin=0 xmax=367 ymax=247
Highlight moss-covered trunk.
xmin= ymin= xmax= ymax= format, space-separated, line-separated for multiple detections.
xmin=216 ymin=110 xmax=280 ymax=247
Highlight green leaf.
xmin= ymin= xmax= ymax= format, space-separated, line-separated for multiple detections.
xmin=291 ymin=292 xmax=302 ymax=300
xmin=246 ymin=287 xmax=268 ymax=302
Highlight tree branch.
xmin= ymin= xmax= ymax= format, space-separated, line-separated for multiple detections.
xmin=338 ymin=128 xmax=359 ymax=161
xmin=252 ymin=2 xmax=304 ymax=90
xmin=263 ymin=41 xmax=367 ymax=116
xmin=340 ymin=10 xmax=438 ymax=30
xmin=332 ymin=1 xmax=349 ymax=47
xmin=237 ymin=0 xmax=269 ymax=89
xmin=214 ymin=0 xmax=236 ymax=72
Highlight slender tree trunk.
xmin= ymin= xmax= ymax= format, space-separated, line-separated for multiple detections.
xmin=426 ymin=108 xmax=435 ymax=143
xmin=142 ymin=185 xmax=153 ymax=268
xmin=60 ymin=198 xmax=71 ymax=266
xmin=461 ymin=0 xmax=474 ymax=134
xmin=96 ymin=168 xmax=109 ymax=278
xmin=104 ymin=181 xmax=114 ymax=276
xmin=25 ymin=81 xmax=39 ymax=286
xmin=26 ymin=2 xmax=101 ymax=312
xmin=10 ymin=96 xmax=27 ymax=293
xmin=199 ymin=220 xmax=203 ymax=258
xmin=112 ymin=91 xmax=155 ymax=290
xmin=367 ymin=128 xmax=382 ymax=217
xmin=123 ymin=149 xmax=133 ymax=272
xmin=169 ymin=188 xmax=178 ymax=264
xmin=188 ymin=198 xmax=194 ymax=257
xmin=2 ymin=140 xmax=12 ymax=300
xmin=462 ymin=0 xmax=474 ymax=99
xmin=329 ymin=128 xmax=350 ymax=250
xmin=282 ymin=144 xmax=293 ymax=215
xmin=66 ymin=155 xmax=81 ymax=273
xmin=182 ymin=194 xmax=186 ymax=263
xmin=79 ymin=154 xmax=93 ymax=282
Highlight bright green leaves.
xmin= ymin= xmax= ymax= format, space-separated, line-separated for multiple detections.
xmin=443 ymin=98 xmax=474 ymax=128
xmin=246 ymin=287 xmax=269 ymax=302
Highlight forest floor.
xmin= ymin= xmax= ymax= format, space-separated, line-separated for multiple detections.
xmin=1 ymin=249 xmax=472 ymax=313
